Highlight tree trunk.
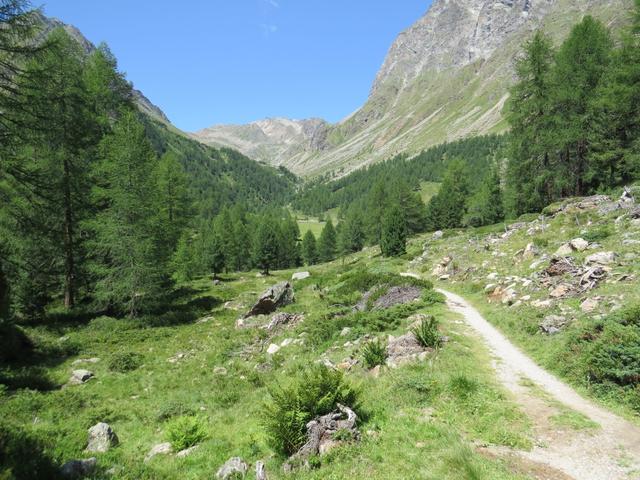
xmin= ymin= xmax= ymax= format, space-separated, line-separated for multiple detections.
xmin=63 ymin=158 xmax=75 ymax=309
xmin=0 ymin=260 xmax=9 ymax=320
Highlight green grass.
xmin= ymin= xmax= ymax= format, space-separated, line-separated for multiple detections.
xmin=0 ymin=247 xmax=535 ymax=479
xmin=419 ymin=182 xmax=441 ymax=203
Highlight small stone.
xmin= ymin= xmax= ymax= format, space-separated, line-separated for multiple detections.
xmin=144 ymin=442 xmax=172 ymax=462
xmin=69 ymin=369 xmax=94 ymax=385
xmin=540 ymin=315 xmax=568 ymax=335
xmin=554 ymin=243 xmax=574 ymax=256
xmin=487 ymin=272 xmax=499 ymax=280
xmin=176 ymin=445 xmax=199 ymax=458
xmin=570 ymin=238 xmax=589 ymax=251
xmin=214 ymin=366 xmax=228 ymax=376
xmin=432 ymin=230 xmax=444 ymax=240
xmin=585 ymin=251 xmax=617 ymax=266
xmin=61 ymin=458 xmax=97 ymax=478
xmin=280 ymin=338 xmax=294 ymax=347
xmin=292 ymin=271 xmax=310 ymax=281
xmin=522 ymin=243 xmax=539 ymax=259
xmin=340 ymin=327 xmax=352 ymax=337
xmin=580 ymin=297 xmax=601 ymax=313
xmin=266 ymin=343 xmax=280 ymax=355
xmin=86 ymin=423 xmax=118 ymax=453
xmin=550 ymin=284 xmax=572 ymax=298
xmin=216 ymin=457 xmax=248 ymax=480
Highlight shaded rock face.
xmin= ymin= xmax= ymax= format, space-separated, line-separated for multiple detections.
xmin=244 ymin=282 xmax=294 ymax=318
xmin=85 ymin=422 xmax=118 ymax=453
xmin=284 ymin=404 xmax=359 ymax=473
xmin=68 ymin=369 xmax=94 ymax=385
xmin=355 ymin=285 xmax=422 ymax=311
xmin=60 ymin=458 xmax=97 ymax=479
xmin=216 ymin=457 xmax=248 ymax=479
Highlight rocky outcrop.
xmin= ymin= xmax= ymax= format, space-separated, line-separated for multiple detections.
xmin=60 ymin=458 xmax=97 ymax=478
xmin=244 ymin=282 xmax=294 ymax=318
xmin=216 ymin=457 xmax=248 ymax=479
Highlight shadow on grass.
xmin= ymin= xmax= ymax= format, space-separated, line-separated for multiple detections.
xmin=0 ymin=421 xmax=62 ymax=480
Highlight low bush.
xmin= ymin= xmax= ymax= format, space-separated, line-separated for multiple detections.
xmin=262 ymin=365 xmax=360 ymax=456
xmin=165 ymin=415 xmax=208 ymax=451
xmin=361 ymin=339 xmax=387 ymax=369
xmin=412 ymin=316 xmax=442 ymax=348
xmin=108 ymin=351 xmax=144 ymax=373
xmin=583 ymin=225 xmax=613 ymax=243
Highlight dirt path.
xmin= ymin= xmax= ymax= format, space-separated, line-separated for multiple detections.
xmin=438 ymin=289 xmax=640 ymax=480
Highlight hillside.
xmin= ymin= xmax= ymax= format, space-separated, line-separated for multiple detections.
xmin=193 ymin=0 xmax=632 ymax=177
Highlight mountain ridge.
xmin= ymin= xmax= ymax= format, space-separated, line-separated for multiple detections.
xmin=193 ymin=0 xmax=632 ymax=178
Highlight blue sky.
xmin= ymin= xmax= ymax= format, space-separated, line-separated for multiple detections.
xmin=41 ymin=1 xmax=430 ymax=131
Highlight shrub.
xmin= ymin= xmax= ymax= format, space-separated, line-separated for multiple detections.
xmin=262 ymin=365 xmax=359 ymax=456
xmin=422 ymin=289 xmax=445 ymax=305
xmin=165 ymin=415 xmax=207 ymax=451
xmin=108 ymin=352 xmax=143 ymax=372
xmin=361 ymin=339 xmax=387 ymax=369
xmin=411 ymin=316 xmax=442 ymax=348
xmin=583 ymin=225 xmax=613 ymax=243
xmin=156 ymin=401 xmax=196 ymax=422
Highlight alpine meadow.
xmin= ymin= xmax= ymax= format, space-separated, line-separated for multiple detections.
xmin=2 ymin=1 xmax=640 ymax=479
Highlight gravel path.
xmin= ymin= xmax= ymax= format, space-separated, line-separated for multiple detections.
xmin=439 ymin=289 xmax=640 ymax=480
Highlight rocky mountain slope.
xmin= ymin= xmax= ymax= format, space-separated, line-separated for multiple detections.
xmin=193 ymin=0 xmax=632 ymax=178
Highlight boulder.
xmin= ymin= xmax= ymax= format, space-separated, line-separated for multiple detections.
xmin=292 ymin=271 xmax=310 ymax=281
xmin=144 ymin=442 xmax=172 ymax=462
xmin=585 ymin=252 xmax=617 ymax=266
xmin=60 ymin=458 xmax=97 ymax=478
xmin=570 ymin=238 xmax=589 ymax=251
xmin=69 ymin=369 xmax=94 ymax=385
xmin=554 ymin=243 xmax=574 ymax=256
xmin=283 ymin=404 xmax=359 ymax=472
xmin=432 ymin=230 xmax=444 ymax=240
xmin=266 ymin=343 xmax=280 ymax=355
xmin=216 ymin=457 xmax=248 ymax=480
xmin=244 ymin=282 xmax=294 ymax=318
xmin=355 ymin=285 xmax=422 ymax=311
xmin=539 ymin=315 xmax=568 ymax=335
xmin=85 ymin=422 xmax=118 ymax=453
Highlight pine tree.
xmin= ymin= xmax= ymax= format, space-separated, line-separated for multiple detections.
xmin=552 ymin=16 xmax=612 ymax=196
xmin=318 ymin=219 xmax=337 ymax=262
xmin=280 ymin=215 xmax=302 ymax=268
xmin=254 ymin=219 xmax=279 ymax=275
xmin=337 ymin=207 xmax=365 ymax=255
xmin=425 ymin=159 xmax=471 ymax=230
xmin=171 ymin=230 xmax=200 ymax=283
xmin=88 ymin=110 xmax=166 ymax=316
xmin=504 ymin=30 xmax=556 ymax=215
xmin=301 ymin=230 xmax=319 ymax=266
xmin=464 ymin=166 xmax=504 ymax=227
xmin=380 ymin=205 xmax=407 ymax=257
xmin=154 ymin=150 xmax=192 ymax=255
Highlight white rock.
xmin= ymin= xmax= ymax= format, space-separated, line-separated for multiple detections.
xmin=487 ymin=272 xmax=499 ymax=280
xmin=580 ymin=297 xmax=600 ymax=313
xmin=570 ymin=238 xmax=589 ymax=251
xmin=292 ymin=271 xmax=310 ymax=281
xmin=216 ymin=457 xmax=248 ymax=480
xmin=280 ymin=338 xmax=294 ymax=347
xmin=585 ymin=252 xmax=617 ymax=266
xmin=176 ymin=445 xmax=199 ymax=458
xmin=85 ymin=423 xmax=118 ymax=453
xmin=554 ymin=243 xmax=574 ymax=256
xmin=144 ymin=442 xmax=172 ymax=462
xmin=266 ymin=343 xmax=280 ymax=355
xmin=432 ymin=230 xmax=444 ymax=240
xmin=69 ymin=369 xmax=94 ymax=385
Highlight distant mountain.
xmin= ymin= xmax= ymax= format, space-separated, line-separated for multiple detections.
xmin=193 ymin=0 xmax=632 ymax=178
xmin=37 ymin=13 xmax=171 ymax=126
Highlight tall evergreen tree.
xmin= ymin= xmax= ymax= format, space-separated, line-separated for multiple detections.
xmin=504 ymin=31 xmax=556 ymax=215
xmin=464 ymin=166 xmax=504 ymax=227
xmin=301 ymin=230 xmax=319 ymax=266
xmin=337 ymin=207 xmax=365 ymax=255
xmin=253 ymin=219 xmax=279 ymax=275
xmin=318 ymin=219 xmax=337 ymax=263
xmin=380 ymin=205 xmax=407 ymax=257
xmin=88 ymin=110 xmax=166 ymax=316
xmin=425 ymin=159 xmax=471 ymax=230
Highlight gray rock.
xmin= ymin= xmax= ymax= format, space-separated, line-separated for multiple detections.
xmin=580 ymin=297 xmax=601 ymax=313
xmin=216 ymin=457 xmax=248 ymax=479
xmin=85 ymin=422 xmax=118 ymax=453
xmin=386 ymin=332 xmax=429 ymax=368
xmin=292 ymin=271 xmax=310 ymax=281
xmin=340 ymin=327 xmax=352 ymax=337
xmin=176 ymin=445 xmax=199 ymax=458
xmin=355 ymin=285 xmax=422 ymax=311
xmin=264 ymin=312 xmax=304 ymax=331
xmin=69 ymin=369 xmax=94 ymax=385
xmin=266 ymin=343 xmax=280 ymax=355
xmin=60 ymin=458 xmax=97 ymax=478
xmin=214 ymin=366 xmax=228 ymax=375
xmin=144 ymin=442 xmax=172 ymax=462
xmin=585 ymin=251 xmax=617 ymax=266
xmin=432 ymin=230 xmax=444 ymax=240
xmin=570 ymin=238 xmax=589 ymax=251
xmin=554 ymin=243 xmax=574 ymax=256
xmin=256 ymin=460 xmax=268 ymax=480
xmin=244 ymin=282 xmax=294 ymax=318
xmin=540 ymin=315 xmax=568 ymax=335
